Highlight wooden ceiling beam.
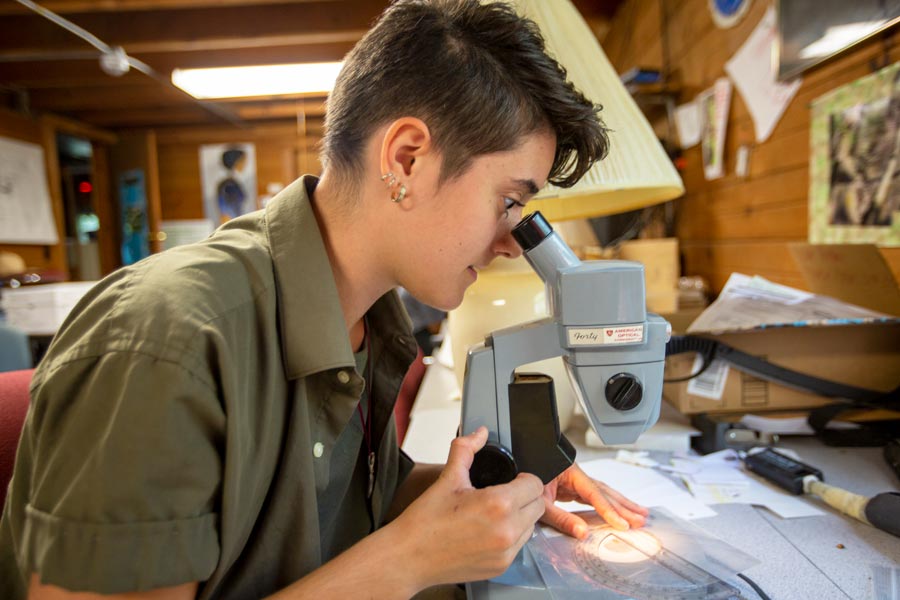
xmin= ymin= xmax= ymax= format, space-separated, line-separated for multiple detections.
xmin=0 ymin=42 xmax=356 ymax=85
xmin=0 ymin=0 xmax=340 ymax=15
xmin=26 ymin=81 xmax=328 ymax=113
xmin=0 ymin=2 xmax=385 ymax=49
xmin=0 ymin=30 xmax=366 ymax=59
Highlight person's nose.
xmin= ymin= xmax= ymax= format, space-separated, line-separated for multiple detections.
xmin=491 ymin=227 xmax=523 ymax=259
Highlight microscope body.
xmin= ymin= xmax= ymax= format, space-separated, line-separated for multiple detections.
xmin=460 ymin=212 xmax=669 ymax=488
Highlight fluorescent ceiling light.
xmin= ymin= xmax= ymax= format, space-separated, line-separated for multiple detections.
xmin=799 ymin=21 xmax=886 ymax=59
xmin=171 ymin=62 xmax=343 ymax=99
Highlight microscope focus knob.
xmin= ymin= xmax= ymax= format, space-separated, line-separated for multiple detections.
xmin=605 ymin=373 xmax=643 ymax=411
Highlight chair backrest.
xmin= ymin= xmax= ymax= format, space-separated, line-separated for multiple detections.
xmin=0 ymin=369 xmax=33 ymax=508
xmin=0 ymin=322 xmax=31 ymax=372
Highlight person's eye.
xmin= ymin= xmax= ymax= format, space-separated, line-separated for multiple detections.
xmin=502 ymin=197 xmax=525 ymax=219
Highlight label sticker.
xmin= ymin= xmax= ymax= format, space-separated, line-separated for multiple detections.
xmin=686 ymin=356 xmax=729 ymax=401
xmin=567 ymin=324 xmax=644 ymax=346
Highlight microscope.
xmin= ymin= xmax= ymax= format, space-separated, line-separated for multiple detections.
xmin=460 ymin=211 xmax=670 ymax=598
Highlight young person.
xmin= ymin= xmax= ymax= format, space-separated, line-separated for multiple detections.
xmin=0 ymin=1 xmax=648 ymax=598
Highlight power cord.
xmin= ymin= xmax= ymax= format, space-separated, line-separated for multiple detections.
xmin=738 ymin=573 xmax=773 ymax=600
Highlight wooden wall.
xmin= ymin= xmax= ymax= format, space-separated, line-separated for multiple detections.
xmin=603 ymin=0 xmax=900 ymax=293
xmin=155 ymin=122 xmax=321 ymax=220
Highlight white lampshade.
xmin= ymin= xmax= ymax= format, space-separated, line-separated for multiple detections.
xmin=449 ymin=0 xmax=684 ymax=434
xmin=514 ymin=0 xmax=684 ymax=220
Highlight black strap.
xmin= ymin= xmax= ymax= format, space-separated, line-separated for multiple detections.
xmin=666 ymin=335 xmax=900 ymax=446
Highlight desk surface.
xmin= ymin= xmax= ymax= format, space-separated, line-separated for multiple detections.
xmin=405 ymin=360 xmax=900 ymax=600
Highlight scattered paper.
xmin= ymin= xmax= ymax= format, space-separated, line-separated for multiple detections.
xmin=556 ymin=458 xmax=717 ymax=520
xmin=674 ymin=449 xmax=825 ymax=519
xmin=725 ymin=6 xmax=802 ymax=143
xmin=674 ymin=101 xmax=702 ymax=148
xmin=687 ymin=273 xmax=895 ymax=333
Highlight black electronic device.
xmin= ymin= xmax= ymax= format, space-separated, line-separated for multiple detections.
xmin=743 ymin=448 xmax=823 ymax=495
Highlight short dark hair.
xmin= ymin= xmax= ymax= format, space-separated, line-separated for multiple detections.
xmin=321 ymin=0 xmax=609 ymax=191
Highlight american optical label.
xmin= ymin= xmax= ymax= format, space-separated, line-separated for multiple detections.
xmin=567 ymin=324 xmax=644 ymax=346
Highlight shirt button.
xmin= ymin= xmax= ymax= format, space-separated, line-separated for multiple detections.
xmin=337 ymin=370 xmax=350 ymax=384
xmin=313 ymin=442 xmax=324 ymax=458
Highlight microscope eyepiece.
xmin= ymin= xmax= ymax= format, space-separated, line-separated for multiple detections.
xmin=512 ymin=211 xmax=553 ymax=251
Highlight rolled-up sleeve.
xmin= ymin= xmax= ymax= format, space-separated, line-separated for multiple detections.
xmin=18 ymin=350 xmax=225 ymax=594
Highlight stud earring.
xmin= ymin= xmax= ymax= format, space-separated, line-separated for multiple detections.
xmin=391 ymin=185 xmax=407 ymax=203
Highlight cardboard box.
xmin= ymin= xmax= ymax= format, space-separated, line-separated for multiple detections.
xmin=2 ymin=281 xmax=96 ymax=336
xmin=664 ymin=320 xmax=900 ymax=414
xmin=664 ymin=244 xmax=900 ymax=415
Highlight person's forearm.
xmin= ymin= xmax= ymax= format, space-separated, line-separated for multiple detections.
xmin=386 ymin=462 xmax=443 ymax=521
xmin=264 ymin=522 xmax=423 ymax=600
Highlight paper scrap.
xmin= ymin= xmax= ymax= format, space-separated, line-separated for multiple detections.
xmin=725 ymin=6 xmax=802 ymax=143
xmin=685 ymin=355 xmax=729 ymax=401
xmin=556 ymin=458 xmax=717 ymax=520
xmin=698 ymin=78 xmax=732 ymax=180
xmin=674 ymin=101 xmax=702 ymax=148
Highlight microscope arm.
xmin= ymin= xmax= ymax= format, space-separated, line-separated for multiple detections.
xmin=461 ymin=318 xmax=577 ymax=487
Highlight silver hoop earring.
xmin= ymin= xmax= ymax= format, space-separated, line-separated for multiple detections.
xmin=391 ymin=185 xmax=407 ymax=203
xmin=381 ymin=172 xmax=397 ymax=187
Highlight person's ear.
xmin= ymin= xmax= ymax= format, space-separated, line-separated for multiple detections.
xmin=380 ymin=117 xmax=433 ymax=181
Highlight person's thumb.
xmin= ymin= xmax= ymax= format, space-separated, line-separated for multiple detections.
xmin=440 ymin=426 xmax=489 ymax=486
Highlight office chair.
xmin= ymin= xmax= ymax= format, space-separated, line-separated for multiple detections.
xmin=0 ymin=368 xmax=32 ymax=508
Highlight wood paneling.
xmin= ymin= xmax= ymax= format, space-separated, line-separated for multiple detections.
xmin=604 ymin=0 xmax=900 ymax=294
xmin=155 ymin=123 xmax=313 ymax=220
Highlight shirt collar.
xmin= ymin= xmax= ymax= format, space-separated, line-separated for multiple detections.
xmin=265 ymin=175 xmax=415 ymax=379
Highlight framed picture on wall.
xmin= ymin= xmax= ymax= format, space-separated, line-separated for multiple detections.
xmin=198 ymin=143 xmax=257 ymax=226
xmin=809 ymin=62 xmax=900 ymax=246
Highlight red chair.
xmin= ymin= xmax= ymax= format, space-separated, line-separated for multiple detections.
xmin=395 ymin=347 xmax=426 ymax=444
xmin=0 ymin=369 xmax=32 ymax=508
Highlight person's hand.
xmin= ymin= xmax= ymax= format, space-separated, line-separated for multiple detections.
xmin=390 ymin=427 xmax=545 ymax=588
xmin=539 ymin=463 xmax=648 ymax=539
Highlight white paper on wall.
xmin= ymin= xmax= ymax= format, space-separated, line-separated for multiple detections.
xmin=725 ymin=6 xmax=802 ymax=143
xmin=0 ymin=136 xmax=58 ymax=244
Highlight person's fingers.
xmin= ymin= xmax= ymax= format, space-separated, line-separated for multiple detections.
xmin=510 ymin=522 xmax=537 ymax=557
xmin=540 ymin=502 xmax=589 ymax=539
xmin=598 ymin=482 xmax=650 ymax=517
xmin=440 ymin=427 xmax=488 ymax=485
xmin=501 ymin=472 xmax=545 ymax=508
xmin=581 ymin=485 xmax=630 ymax=530
xmin=602 ymin=494 xmax=646 ymax=529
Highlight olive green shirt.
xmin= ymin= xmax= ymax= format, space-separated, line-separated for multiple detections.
xmin=0 ymin=176 xmax=418 ymax=598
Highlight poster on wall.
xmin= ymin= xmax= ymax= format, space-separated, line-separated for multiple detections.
xmin=199 ymin=143 xmax=257 ymax=226
xmin=699 ymin=78 xmax=732 ymax=181
xmin=809 ymin=63 xmax=900 ymax=246
xmin=0 ymin=136 xmax=58 ymax=244
xmin=118 ymin=169 xmax=150 ymax=265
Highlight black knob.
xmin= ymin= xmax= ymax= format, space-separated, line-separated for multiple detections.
xmin=470 ymin=443 xmax=517 ymax=489
xmin=606 ymin=373 xmax=643 ymax=411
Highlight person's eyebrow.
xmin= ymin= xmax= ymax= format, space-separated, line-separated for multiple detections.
xmin=511 ymin=178 xmax=540 ymax=196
